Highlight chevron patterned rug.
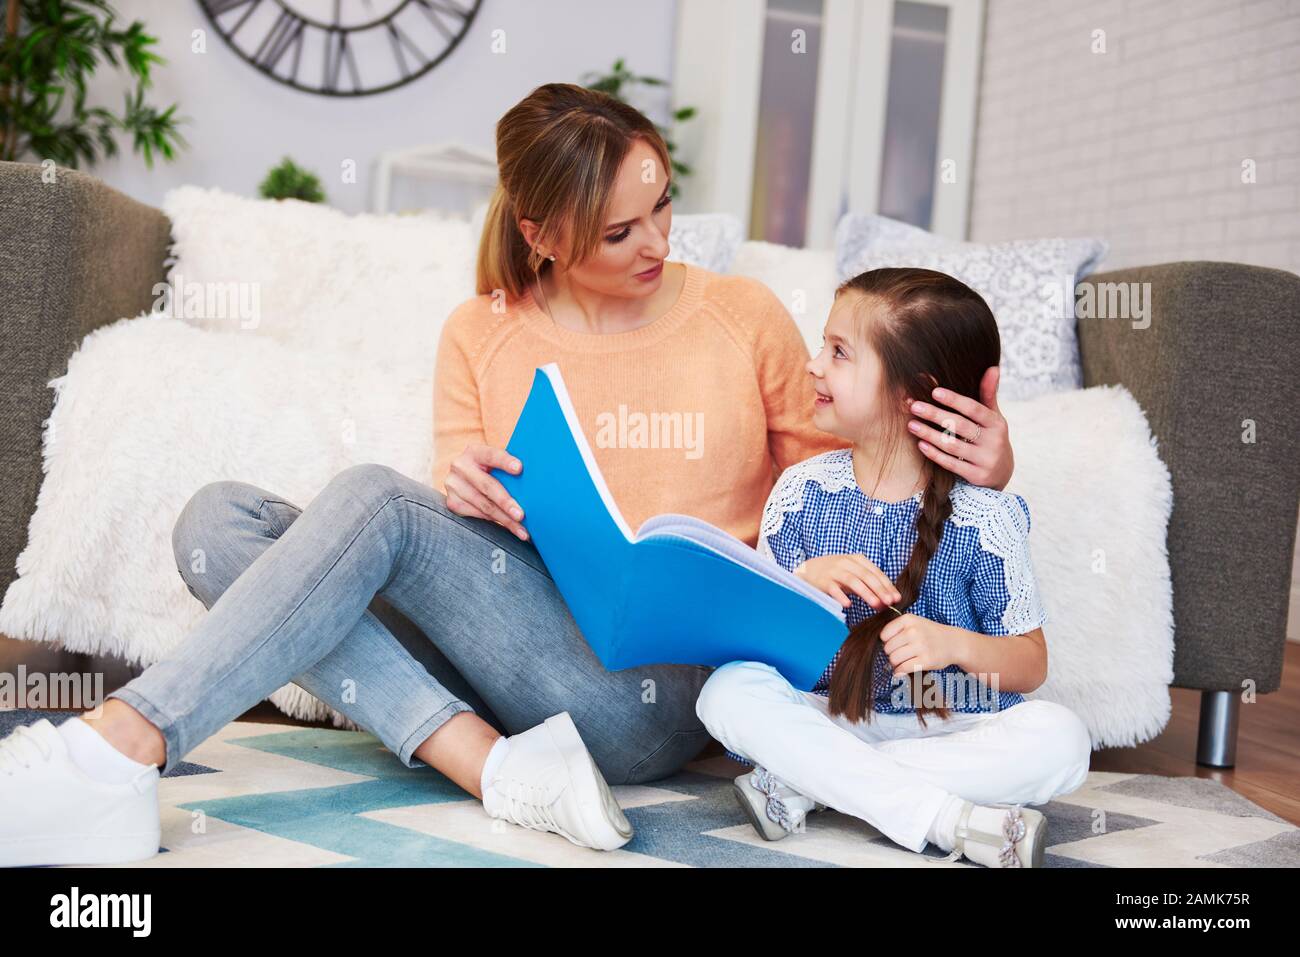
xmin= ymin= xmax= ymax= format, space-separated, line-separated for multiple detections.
xmin=6 ymin=711 xmax=1297 ymax=867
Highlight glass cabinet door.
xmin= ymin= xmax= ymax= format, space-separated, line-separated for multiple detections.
xmin=674 ymin=0 xmax=984 ymax=246
xmin=749 ymin=0 xmax=827 ymax=247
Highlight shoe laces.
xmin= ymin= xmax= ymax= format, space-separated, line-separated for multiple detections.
xmin=752 ymin=767 xmax=797 ymax=832
xmin=493 ymin=775 xmax=563 ymax=834
xmin=0 ymin=726 xmax=55 ymax=776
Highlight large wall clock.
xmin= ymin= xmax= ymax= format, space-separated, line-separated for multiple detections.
xmin=199 ymin=1 xmax=483 ymax=97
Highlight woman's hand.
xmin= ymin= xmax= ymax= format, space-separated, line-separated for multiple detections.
xmin=443 ymin=443 xmax=529 ymax=540
xmin=906 ymin=365 xmax=1014 ymax=490
xmin=794 ymin=554 xmax=902 ymax=612
xmin=880 ymin=614 xmax=965 ymax=677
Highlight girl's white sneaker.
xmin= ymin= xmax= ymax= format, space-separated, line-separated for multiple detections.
xmin=480 ymin=712 xmax=633 ymax=851
xmin=0 ymin=719 xmax=161 ymax=867
xmin=927 ymin=800 xmax=1048 ymax=868
xmin=733 ymin=767 xmax=823 ymax=840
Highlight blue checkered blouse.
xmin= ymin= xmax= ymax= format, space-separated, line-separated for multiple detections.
xmin=726 ymin=447 xmax=1048 ymax=762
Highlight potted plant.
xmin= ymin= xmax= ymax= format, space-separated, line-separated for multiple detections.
xmin=258 ymin=157 xmax=327 ymax=203
xmin=0 ymin=0 xmax=185 ymax=168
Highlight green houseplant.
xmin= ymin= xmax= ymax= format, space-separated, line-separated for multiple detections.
xmin=258 ymin=156 xmax=327 ymax=203
xmin=582 ymin=58 xmax=695 ymax=199
xmin=0 ymin=0 xmax=185 ymax=168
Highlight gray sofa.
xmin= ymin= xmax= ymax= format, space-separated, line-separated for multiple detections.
xmin=2 ymin=160 xmax=1297 ymax=767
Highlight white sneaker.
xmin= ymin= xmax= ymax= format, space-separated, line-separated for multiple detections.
xmin=481 ymin=712 xmax=633 ymax=851
xmin=0 ymin=719 xmax=161 ymax=867
xmin=733 ymin=767 xmax=822 ymax=841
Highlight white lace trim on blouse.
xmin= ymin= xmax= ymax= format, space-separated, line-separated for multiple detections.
xmin=948 ymin=485 xmax=1047 ymax=635
xmin=757 ymin=451 xmax=860 ymax=565
xmin=758 ymin=449 xmax=1044 ymax=635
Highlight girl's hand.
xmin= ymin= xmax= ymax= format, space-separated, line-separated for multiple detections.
xmin=907 ymin=366 xmax=1014 ymax=491
xmin=444 ymin=443 xmax=529 ymax=540
xmin=880 ymin=614 xmax=965 ymax=677
xmin=794 ymin=553 xmax=902 ymax=611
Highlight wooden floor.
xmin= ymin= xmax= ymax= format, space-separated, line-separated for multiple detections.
xmin=1084 ymin=643 xmax=1300 ymax=826
xmin=237 ymin=640 xmax=1300 ymax=827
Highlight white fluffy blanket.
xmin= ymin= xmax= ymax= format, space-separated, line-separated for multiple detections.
xmin=0 ymin=315 xmax=435 ymax=726
xmin=1002 ymin=386 xmax=1174 ymax=745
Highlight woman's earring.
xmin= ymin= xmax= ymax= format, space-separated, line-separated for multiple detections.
xmin=548 ymin=254 xmax=556 ymax=261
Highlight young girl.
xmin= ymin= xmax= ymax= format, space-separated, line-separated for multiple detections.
xmin=695 ymin=267 xmax=1092 ymax=868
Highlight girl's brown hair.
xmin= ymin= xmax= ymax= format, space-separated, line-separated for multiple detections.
xmin=476 ymin=82 xmax=673 ymax=299
xmin=827 ymin=267 xmax=1000 ymax=725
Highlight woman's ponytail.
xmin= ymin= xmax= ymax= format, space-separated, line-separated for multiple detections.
xmin=476 ymin=183 xmax=539 ymax=299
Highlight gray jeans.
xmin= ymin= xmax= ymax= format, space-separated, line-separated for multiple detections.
xmin=107 ymin=463 xmax=713 ymax=783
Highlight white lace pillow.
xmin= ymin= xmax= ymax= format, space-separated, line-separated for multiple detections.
xmin=834 ymin=212 xmax=947 ymax=263
xmin=668 ymin=213 xmax=743 ymax=273
xmin=834 ymin=213 xmax=1108 ymax=400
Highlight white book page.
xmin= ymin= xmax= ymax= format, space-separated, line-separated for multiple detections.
xmin=636 ymin=513 xmax=844 ymax=617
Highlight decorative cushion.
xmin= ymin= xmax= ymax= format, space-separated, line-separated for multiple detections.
xmin=835 ymin=213 xmax=1108 ymax=400
xmin=730 ymin=239 xmax=840 ymax=358
xmin=160 ymin=185 xmax=477 ymax=374
xmin=668 ymin=213 xmax=744 ymax=273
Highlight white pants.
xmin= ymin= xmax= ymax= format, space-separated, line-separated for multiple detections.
xmin=695 ymin=660 xmax=1093 ymax=853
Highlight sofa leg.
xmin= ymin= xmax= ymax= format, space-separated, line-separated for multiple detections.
xmin=1196 ymin=690 xmax=1239 ymax=768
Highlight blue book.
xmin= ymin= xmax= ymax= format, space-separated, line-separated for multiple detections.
xmin=492 ymin=364 xmax=850 ymax=690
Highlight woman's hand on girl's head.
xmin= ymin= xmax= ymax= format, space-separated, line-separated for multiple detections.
xmin=906 ymin=365 xmax=1014 ymax=491
xmin=443 ymin=443 xmax=529 ymax=540
xmin=794 ymin=554 xmax=902 ymax=612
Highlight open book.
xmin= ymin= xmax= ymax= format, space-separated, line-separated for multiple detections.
xmin=492 ymin=364 xmax=850 ymax=690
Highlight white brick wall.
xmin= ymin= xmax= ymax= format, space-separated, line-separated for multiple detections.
xmin=969 ymin=0 xmax=1300 ymax=276
xmin=970 ymin=0 xmax=1300 ymax=646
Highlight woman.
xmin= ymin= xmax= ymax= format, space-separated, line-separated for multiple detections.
xmin=0 ymin=83 xmax=1015 ymax=866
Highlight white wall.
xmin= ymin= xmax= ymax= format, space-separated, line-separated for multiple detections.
xmin=88 ymin=0 xmax=679 ymax=213
xmin=969 ymin=0 xmax=1300 ymax=276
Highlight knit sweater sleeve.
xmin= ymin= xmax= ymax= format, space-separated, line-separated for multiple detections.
xmin=431 ymin=301 xmax=489 ymax=495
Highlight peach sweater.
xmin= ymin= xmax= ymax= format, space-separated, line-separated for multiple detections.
xmin=432 ymin=261 xmax=848 ymax=547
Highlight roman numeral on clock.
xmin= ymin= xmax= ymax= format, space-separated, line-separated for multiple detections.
xmin=253 ymin=9 xmax=306 ymax=79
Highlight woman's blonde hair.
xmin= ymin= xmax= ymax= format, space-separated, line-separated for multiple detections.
xmin=476 ymin=82 xmax=673 ymax=299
